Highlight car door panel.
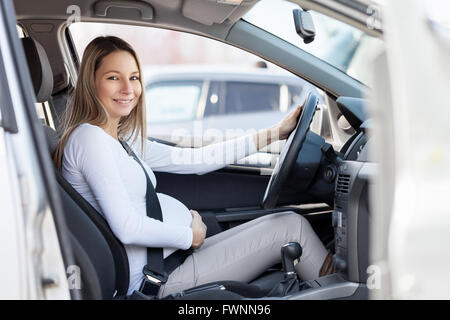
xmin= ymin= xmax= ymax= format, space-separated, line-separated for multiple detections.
xmin=154 ymin=166 xmax=270 ymax=210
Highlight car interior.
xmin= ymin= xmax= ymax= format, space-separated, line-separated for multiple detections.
xmin=11 ymin=0 xmax=375 ymax=300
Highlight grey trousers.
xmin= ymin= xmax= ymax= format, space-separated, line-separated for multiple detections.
xmin=158 ymin=211 xmax=328 ymax=298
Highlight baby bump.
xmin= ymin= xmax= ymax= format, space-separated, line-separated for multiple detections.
xmin=156 ymin=193 xmax=193 ymax=227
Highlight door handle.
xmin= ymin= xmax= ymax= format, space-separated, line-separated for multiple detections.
xmin=94 ymin=0 xmax=154 ymax=20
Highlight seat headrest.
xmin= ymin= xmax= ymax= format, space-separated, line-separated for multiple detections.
xmin=21 ymin=37 xmax=53 ymax=102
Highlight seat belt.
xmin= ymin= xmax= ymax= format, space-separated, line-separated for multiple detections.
xmin=119 ymin=140 xmax=192 ymax=297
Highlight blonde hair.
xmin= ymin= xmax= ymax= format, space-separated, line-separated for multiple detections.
xmin=53 ymin=36 xmax=146 ymax=171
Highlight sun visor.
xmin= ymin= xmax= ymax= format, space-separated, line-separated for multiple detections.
xmin=182 ymin=0 xmax=257 ymax=26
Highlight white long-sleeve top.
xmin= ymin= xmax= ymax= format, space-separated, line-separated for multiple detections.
xmin=62 ymin=123 xmax=257 ymax=295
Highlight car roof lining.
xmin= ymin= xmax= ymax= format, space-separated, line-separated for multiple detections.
xmin=14 ymin=0 xmax=366 ymax=99
xmin=13 ymin=0 xmax=257 ymax=29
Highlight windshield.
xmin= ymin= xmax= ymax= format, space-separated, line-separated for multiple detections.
xmin=243 ymin=0 xmax=384 ymax=87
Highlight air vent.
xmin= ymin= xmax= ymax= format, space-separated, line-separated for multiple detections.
xmin=336 ymin=174 xmax=351 ymax=194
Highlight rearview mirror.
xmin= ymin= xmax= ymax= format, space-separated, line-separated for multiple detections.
xmin=293 ymin=9 xmax=315 ymax=44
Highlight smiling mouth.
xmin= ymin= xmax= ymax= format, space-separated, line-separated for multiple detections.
xmin=113 ymin=98 xmax=134 ymax=105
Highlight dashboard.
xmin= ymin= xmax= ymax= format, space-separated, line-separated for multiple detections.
xmin=332 ymin=97 xmax=374 ymax=286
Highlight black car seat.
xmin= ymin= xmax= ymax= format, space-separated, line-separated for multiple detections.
xmin=22 ymin=36 xmax=130 ymax=299
xmin=22 ymin=36 xmax=286 ymax=300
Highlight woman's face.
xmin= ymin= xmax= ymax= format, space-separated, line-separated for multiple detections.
xmin=94 ymin=50 xmax=142 ymax=122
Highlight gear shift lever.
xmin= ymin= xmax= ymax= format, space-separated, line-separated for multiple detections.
xmin=281 ymin=242 xmax=302 ymax=278
xmin=268 ymin=242 xmax=303 ymax=297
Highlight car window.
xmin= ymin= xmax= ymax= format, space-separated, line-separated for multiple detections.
xmin=287 ymin=85 xmax=303 ymax=109
xmin=17 ymin=24 xmax=25 ymax=37
xmin=146 ymin=81 xmax=202 ymax=123
xmin=224 ymin=81 xmax=280 ymax=114
xmin=243 ymin=0 xmax=384 ymax=87
xmin=204 ymin=81 xmax=223 ymax=117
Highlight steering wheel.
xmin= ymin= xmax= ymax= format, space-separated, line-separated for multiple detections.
xmin=262 ymin=93 xmax=319 ymax=209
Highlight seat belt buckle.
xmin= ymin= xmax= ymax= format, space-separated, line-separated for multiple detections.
xmin=139 ymin=267 xmax=168 ymax=296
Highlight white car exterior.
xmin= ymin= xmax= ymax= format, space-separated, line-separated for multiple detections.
xmin=369 ymin=0 xmax=450 ymax=299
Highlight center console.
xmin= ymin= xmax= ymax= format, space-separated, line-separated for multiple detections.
xmin=332 ymin=159 xmax=373 ymax=292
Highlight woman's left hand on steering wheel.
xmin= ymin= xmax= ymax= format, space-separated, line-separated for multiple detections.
xmin=275 ymin=105 xmax=303 ymax=140
xmin=253 ymin=103 xmax=303 ymax=150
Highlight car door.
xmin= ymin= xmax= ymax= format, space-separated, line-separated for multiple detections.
xmin=0 ymin=0 xmax=76 ymax=299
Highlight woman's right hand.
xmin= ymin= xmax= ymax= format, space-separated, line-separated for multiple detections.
xmin=190 ymin=210 xmax=207 ymax=249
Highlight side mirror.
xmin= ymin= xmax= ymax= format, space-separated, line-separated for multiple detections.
xmin=293 ymin=9 xmax=315 ymax=44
